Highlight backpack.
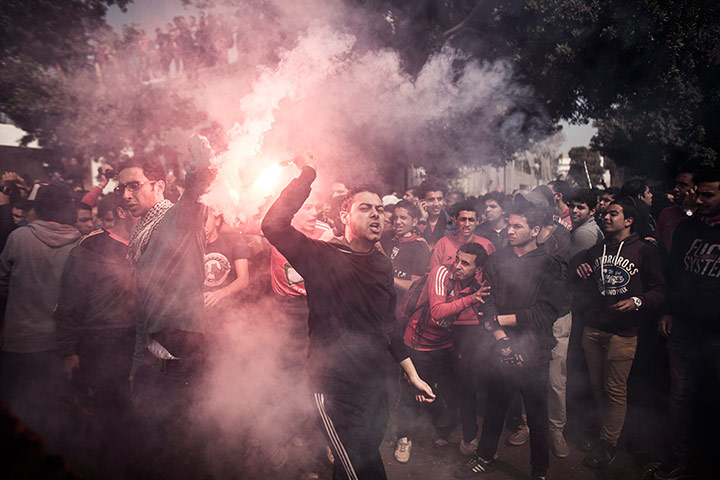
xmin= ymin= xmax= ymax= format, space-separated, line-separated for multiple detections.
xmin=398 ymin=273 xmax=429 ymax=324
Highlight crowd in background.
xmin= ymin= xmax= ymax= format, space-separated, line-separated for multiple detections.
xmin=0 ymin=157 xmax=718 ymax=480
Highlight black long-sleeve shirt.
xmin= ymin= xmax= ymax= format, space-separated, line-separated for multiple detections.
xmin=262 ymin=167 xmax=408 ymax=393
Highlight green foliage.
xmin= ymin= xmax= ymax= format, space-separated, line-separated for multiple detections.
xmin=383 ymin=0 xmax=720 ymax=176
xmin=0 ymin=0 xmax=206 ymax=163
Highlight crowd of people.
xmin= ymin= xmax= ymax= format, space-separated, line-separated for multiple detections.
xmin=87 ymin=7 xmax=276 ymax=84
xmin=0 ymin=151 xmax=718 ymax=480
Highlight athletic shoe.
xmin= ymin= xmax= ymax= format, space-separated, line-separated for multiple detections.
xmin=654 ymin=465 xmax=694 ymax=480
xmin=507 ymin=424 xmax=529 ymax=446
xmin=453 ymin=455 xmax=495 ymax=478
xmin=583 ymin=439 xmax=616 ymax=469
xmin=459 ymin=438 xmax=479 ymax=456
xmin=394 ymin=437 xmax=412 ymax=463
xmin=531 ymin=474 xmax=547 ymax=480
xmin=550 ymin=430 xmax=569 ymax=458
xmin=269 ymin=446 xmax=288 ymax=470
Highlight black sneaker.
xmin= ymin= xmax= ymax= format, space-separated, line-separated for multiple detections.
xmin=582 ymin=439 xmax=616 ymax=469
xmin=531 ymin=475 xmax=547 ymax=480
xmin=453 ymin=455 xmax=496 ymax=478
xmin=654 ymin=465 xmax=694 ymax=480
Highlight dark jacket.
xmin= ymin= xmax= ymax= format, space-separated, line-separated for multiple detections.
xmin=484 ymin=245 xmax=566 ymax=365
xmin=667 ymin=217 xmax=720 ymax=333
xmin=54 ymin=230 xmax=135 ymax=357
xmin=262 ymin=167 xmax=408 ymax=393
xmin=580 ymin=233 xmax=665 ymax=336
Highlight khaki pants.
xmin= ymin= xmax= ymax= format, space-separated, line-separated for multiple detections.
xmin=582 ymin=325 xmax=638 ymax=445
xmin=548 ymin=312 xmax=572 ymax=432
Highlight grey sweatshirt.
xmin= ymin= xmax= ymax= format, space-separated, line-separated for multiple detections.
xmin=0 ymin=220 xmax=81 ymax=353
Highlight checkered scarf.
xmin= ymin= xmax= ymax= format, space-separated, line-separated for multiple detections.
xmin=128 ymin=199 xmax=173 ymax=265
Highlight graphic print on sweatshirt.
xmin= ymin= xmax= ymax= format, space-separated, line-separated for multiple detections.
xmin=592 ymin=252 xmax=639 ymax=296
xmin=683 ymin=238 xmax=720 ymax=277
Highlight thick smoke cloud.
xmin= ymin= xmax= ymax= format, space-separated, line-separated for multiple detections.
xmin=95 ymin=0 xmax=556 ymax=476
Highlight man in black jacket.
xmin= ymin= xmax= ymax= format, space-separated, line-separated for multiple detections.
xmin=655 ymin=169 xmax=720 ymax=480
xmin=262 ymin=162 xmax=434 ymax=480
xmin=454 ymin=201 xmax=566 ymax=480
xmin=55 ymin=193 xmax=137 ymax=414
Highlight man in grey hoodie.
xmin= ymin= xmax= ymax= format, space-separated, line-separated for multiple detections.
xmin=0 ymin=184 xmax=81 ymax=448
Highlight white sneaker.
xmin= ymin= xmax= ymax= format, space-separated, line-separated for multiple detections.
xmin=394 ymin=437 xmax=412 ymax=463
xmin=459 ymin=438 xmax=479 ymax=456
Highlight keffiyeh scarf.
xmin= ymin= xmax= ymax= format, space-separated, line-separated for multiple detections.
xmin=128 ymin=199 xmax=173 ymax=265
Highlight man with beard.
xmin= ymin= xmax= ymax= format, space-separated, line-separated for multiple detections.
xmin=455 ymin=201 xmax=565 ymax=480
xmin=654 ymin=168 xmax=697 ymax=254
xmin=655 ymin=169 xmax=720 ymax=480
xmin=416 ymin=178 xmax=453 ymax=246
xmin=262 ymin=161 xmax=435 ymax=480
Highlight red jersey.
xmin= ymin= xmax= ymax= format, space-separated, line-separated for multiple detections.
xmin=403 ymin=265 xmax=484 ymax=351
xmin=428 ymin=234 xmax=495 ymax=271
xmin=554 ymin=207 xmax=572 ymax=231
xmin=270 ymin=220 xmax=333 ymax=297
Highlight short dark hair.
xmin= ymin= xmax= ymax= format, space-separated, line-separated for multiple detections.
xmin=620 ymin=178 xmax=648 ymax=199
xmin=510 ymin=199 xmax=546 ymax=229
xmin=610 ymin=199 xmax=639 ymax=232
xmin=548 ymin=180 xmax=571 ymax=202
xmin=458 ymin=242 xmax=489 ymax=268
xmin=393 ymin=199 xmax=420 ymax=219
xmin=98 ymin=193 xmax=125 ymax=220
xmin=340 ymin=183 xmax=383 ymax=213
xmin=118 ymin=155 xmax=167 ymax=182
xmin=696 ymin=167 xmax=720 ymax=184
xmin=451 ymin=199 xmax=478 ymax=219
xmin=569 ymin=188 xmax=597 ymax=210
xmin=484 ymin=191 xmax=507 ymax=211
xmin=404 ymin=187 xmax=418 ymax=197
xmin=417 ymin=177 xmax=447 ymax=200
xmin=601 ymin=187 xmax=620 ymax=199
xmin=35 ymin=184 xmax=76 ymax=225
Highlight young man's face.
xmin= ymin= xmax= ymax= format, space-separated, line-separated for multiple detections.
xmin=452 ymin=251 xmax=478 ymax=281
xmin=403 ymin=190 xmax=417 ymax=204
xmin=598 ymin=193 xmax=615 ymax=213
xmin=603 ymin=204 xmax=632 ymax=233
xmin=393 ymin=207 xmax=417 ymax=236
xmin=75 ymin=209 xmax=94 ymax=235
xmin=639 ymin=186 xmax=653 ymax=206
xmin=292 ymin=199 xmax=319 ymax=234
xmin=485 ymin=199 xmax=503 ymax=223
xmin=507 ymin=213 xmax=539 ymax=248
xmin=100 ymin=210 xmax=115 ymax=230
xmin=696 ymin=181 xmax=720 ymax=216
xmin=11 ymin=207 xmax=26 ymax=225
xmin=673 ymin=173 xmax=695 ymax=203
xmin=455 ymin=210 xmax=478 ymax=239
xmin=117 ymin=167 xmax=163 ymax=218
xmin=570 ymin=201 xmax=595 ymax=228
xmin=343 ymin=191 xmax=384 ymax=243
xmin=423 ymin=190 xmax=444 ymax=217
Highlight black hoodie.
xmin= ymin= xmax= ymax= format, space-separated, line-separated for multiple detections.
xmin=580 ymin=233 xmax=665 ymax=336
xmin=484 ymin=245 xmax=566 ymax=365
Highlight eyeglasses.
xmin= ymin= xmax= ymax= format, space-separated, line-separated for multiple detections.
xmin=114 ymin=180 xmax=156 ymax=195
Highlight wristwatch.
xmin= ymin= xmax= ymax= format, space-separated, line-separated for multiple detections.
xmin=631 ymin=296 xmax=642 ymax=310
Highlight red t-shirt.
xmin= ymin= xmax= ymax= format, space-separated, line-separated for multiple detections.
xmin=428 ymin=234 xmax=495 ymax=271
xmin=554 ymin=207 xmax=572 ymax=231
xmin=270 ymin=220 xmax=333 ymax=297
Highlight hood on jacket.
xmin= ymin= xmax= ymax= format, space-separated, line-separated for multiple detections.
xmin=28 ymin=220 xmax=81 ymax=248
